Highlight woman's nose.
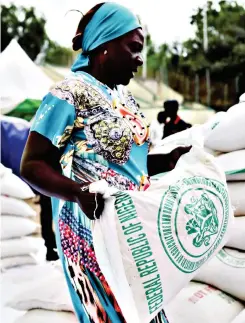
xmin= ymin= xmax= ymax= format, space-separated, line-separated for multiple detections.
xmin=136 ymin=53 xmax=143 ymax=66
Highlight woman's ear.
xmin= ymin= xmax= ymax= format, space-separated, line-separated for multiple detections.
xmin=72 ymin=33 xmax=82 ymax=51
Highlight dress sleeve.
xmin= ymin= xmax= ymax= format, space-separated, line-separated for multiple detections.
xmin=31 ymin=91 xmax=76 ymax=149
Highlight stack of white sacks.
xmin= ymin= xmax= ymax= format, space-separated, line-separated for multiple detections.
xmin=165 ymin=99 xmax=245 ymax=323
xmin=0 ymin=163 xmax=43 ymax=271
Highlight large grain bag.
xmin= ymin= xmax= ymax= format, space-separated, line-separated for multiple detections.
xmin=202 ymin=111 xmax=226 ymax=141
xmin=7 ymin=270 xmax=73 ymax=312
xmin=240 ymin=93 xmax=245 ymax=103
xmin=226 ymin=217 xmax=245 ymax=250
xmin=91 ymin=127 xmax=234 ymax=323
xmin=1 ymin=196 xmax=36 ymax=217
xmin=14 ymin=310 xmax=78 ymax=323
xmin=165 ymin=282 xmax=244 ymax=323
xmin=0 ymin=164 xmax=35 ymax=199
xmin=215 ymin=150 xmax=245 ymax=181
xmin=194 ymin=248 xmax=245 ymax=300
xmin=228 ymin=182 xmax=245 ymax=216
xmin=1 ymin=255 xmax=37 ymax=271
xmin=0 ymin=163 xmax=11 ymax=177
xmin=1 ymin=216 xmax=38 ymax=239
xmin=231 ymin=310 xmax=245 ymax=323
xmin=204 ymin=102 xmax=245 ymax=152
xmin=1 ymin=237 xmax=44 ymax=258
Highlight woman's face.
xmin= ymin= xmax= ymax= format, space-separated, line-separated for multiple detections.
xmin=104 ymin=28 xmax=144 ymax=85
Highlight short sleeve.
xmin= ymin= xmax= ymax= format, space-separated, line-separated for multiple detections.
xmin=31 ymin=92 xmax=76 ymax=148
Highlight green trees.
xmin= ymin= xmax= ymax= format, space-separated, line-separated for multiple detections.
xmin=1 ymin=4 xmax=48 ymax=60
xmin=146 ymin=0 xmax=245 ymax=109
xmin=1 ymin=4 xmax=73 ymax=66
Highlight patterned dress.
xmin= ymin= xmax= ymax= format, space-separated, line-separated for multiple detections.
xmin=31 ymin=71 xmax=169 ymax=323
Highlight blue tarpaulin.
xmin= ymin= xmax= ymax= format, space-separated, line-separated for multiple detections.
xmin=1 ymin=118 xmax=30 ymax=177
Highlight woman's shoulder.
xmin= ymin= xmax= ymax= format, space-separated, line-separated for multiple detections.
xmin=51 ymin=71 xmax=93 ymax=92
xmin=49 ymin=71 xmax=105 ymax=110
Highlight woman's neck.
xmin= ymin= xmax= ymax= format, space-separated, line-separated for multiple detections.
xmin=87 ymin=66 xmax=115 ymax=90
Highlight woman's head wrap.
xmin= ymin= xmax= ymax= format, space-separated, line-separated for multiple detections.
xmin=71 ymin=2 xmax=141 ymax=72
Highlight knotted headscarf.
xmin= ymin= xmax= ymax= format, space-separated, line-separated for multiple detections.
xmin=71 ymin=2 xmax=141 ymax=72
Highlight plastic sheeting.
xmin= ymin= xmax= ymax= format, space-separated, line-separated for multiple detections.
xmin=1 ymin=116 xmax=30 ymax=177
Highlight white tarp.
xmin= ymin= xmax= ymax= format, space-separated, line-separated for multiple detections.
xmin=0 ymin=39 xmax=53 ymax=114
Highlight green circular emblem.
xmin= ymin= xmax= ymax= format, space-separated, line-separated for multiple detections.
xmin=158 ymin=176 xmax=229 ymax=273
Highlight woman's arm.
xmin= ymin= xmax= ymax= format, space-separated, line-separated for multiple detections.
xmin=20 ymin=131 xmax=103 ymax=219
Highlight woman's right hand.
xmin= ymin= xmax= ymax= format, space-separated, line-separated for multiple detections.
xmin=75 ymin=184 xmax=104 ymax=220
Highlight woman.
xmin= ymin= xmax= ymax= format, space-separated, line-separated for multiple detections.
xmin=21 ymin=3 xmax=169 ymax=322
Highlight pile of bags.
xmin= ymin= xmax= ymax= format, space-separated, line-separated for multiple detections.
xmin=176 ymin=99 xmax=245 ymax=318
xmin=3 ymin=261 xmax=77 ymax=323
xmin=0 ymin=163 xmax=43 ymax=271
xmin=164 ymin=99 xmax=245 ymax=323
xmin=165 ymin=282 xmax=245 ymax=323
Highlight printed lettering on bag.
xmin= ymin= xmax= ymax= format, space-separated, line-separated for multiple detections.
xmin=158 ymin=176 xmax=229 ymax=273
xmin=216 ymin=249 xmax=245 ymax=268
xmin=115 ymin=192 xmax=164 ymax=315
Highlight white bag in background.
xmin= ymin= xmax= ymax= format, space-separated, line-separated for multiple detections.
xmin=240 ymin=93 xmax=245 ymax=103
xmin=226 ymin=217 xmax=245 ymax=250
xmin=193 ymin=248 xmax=245 ymax=301
xmin=0 ymin=164 xmax=35 ymax=199
xmin=13 ymin=310 xmax=78 ymax=323
xmin=1 ymin=237 xmax=44 ymax=258
xmin=231 ymin=310 xmax=245 ymax=323
xmin=204 ymin=102 xmax=245 ymax=152
xmin=1 ymin=196 xmax=36 ymax=217
xmin=228 ymin=182 xmax=245 ymax=216
xmin=0 ymin=163 xmax=12 ymax=177
xmin=202 ymin=111 xmax=226 ymax=142
xmin=215 ymin=150 xmax=245 ymax=181
xmin=92 ymin=126 xmax=234 ymax=323
xmin=7 ymin=270 xmax=74 ymax=312
xmin=1 ymin=216 xmax=39 ymax=239
xmin=1 ymin=255 xmax=37 ymax=271
xmin=1 ymin=262 xmax=62 ymax=305
xmin=165 ymin=282 xmax=244 ymax=323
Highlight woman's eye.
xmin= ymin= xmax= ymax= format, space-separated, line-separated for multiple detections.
xmin=129 ymin=43 xmax=142 ymax=53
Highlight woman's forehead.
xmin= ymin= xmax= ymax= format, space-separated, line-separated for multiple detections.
xmin=121 ymin=28 xmax=144 ymax=43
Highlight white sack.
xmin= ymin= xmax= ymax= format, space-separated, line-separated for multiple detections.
xmin=226 ymin=217 xmax=245 ymax=250
xmin=1 ymin=216 xmax=38 ymax=239
xmin=14 ymin=310 xmax=78 ymax=323
xmin=1 ymin=195 xmax=36 ymax=217
xmin=240 ymin=93 xmax=245 ymax=103
xmin=204 ymin=102 xmax=245 ymax=152
xmin=1 ymin=255 xmax=37 ymax=271
xmin=0 ymin=164 xmax=35 ymax=199
xmin=92 ymin=126 xmax=234 ymax=323
xmin=165 ymin=282 xmax=244 ymax=323
xmin=1 ymin=237 xmax=44 ymax=258
xmin=7 ymin=270 xmax=73 ymax=312
xmin=194 ymin=248 xmax=245 ymax=301
xmin=231 ymin=310 xmax=245 ymax=323
xmin=0 ymin=163 xmax=12 ymax=177
xmin=228 ymin=182 xmax=245 ymax=216
xmin=215 ymin=150 xmax=245 ymax=181
xmin=1 ymin=262 xmax=62 ymax=305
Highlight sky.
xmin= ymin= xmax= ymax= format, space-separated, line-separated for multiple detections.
xmin=3 ymin=0 xmax=245 ymax=48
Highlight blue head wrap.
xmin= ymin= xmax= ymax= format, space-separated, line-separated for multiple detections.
xmin=71 ymin=2 xmax=141 ymax=72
